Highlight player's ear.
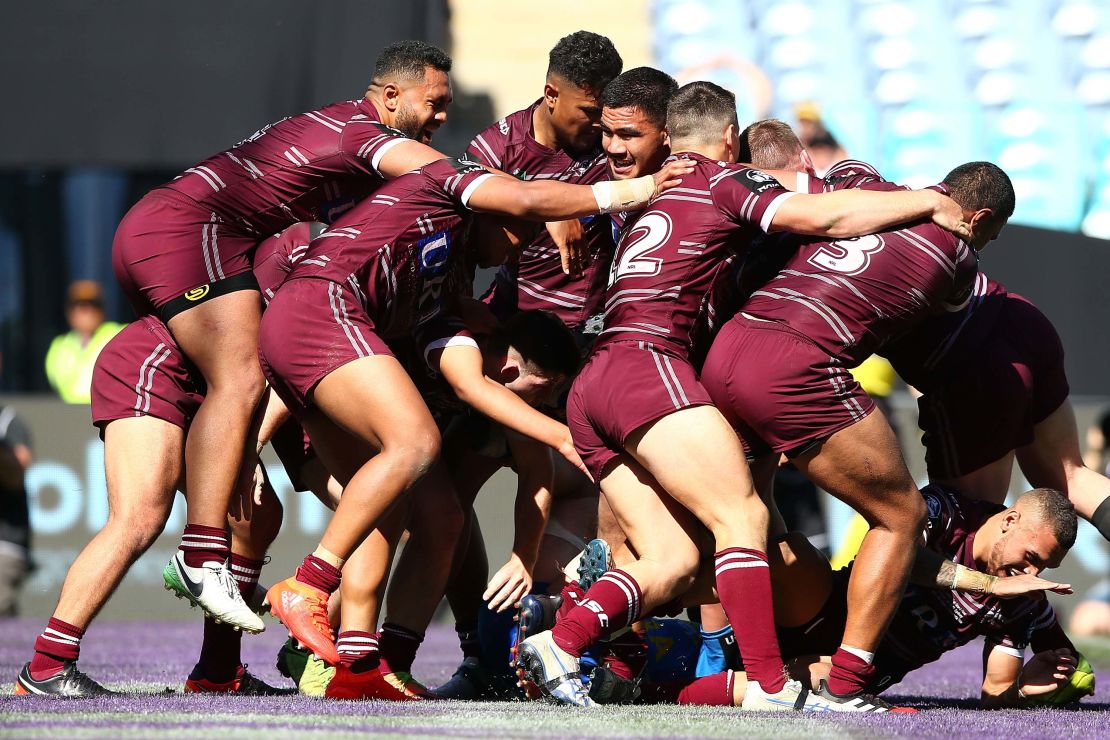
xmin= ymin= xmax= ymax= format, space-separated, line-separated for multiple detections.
xmin=381 ymin=81 xmax=402 ymax=112
xmin=1002 ymin=509 xmax=1020 ymax=532
xmin=801 ymin=148 xmax=816 ymax=176
xmin=724 ymin=123 xmax=740 ymax=162
xmin=544 ymin=80 xmax=559 ymax=111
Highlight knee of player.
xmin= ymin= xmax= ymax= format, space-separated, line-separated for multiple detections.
xmin=112 ymin=509 xmax=170 ymax=553
xmin=391 ymin=433 xmax=441 ymax=482
xmin=206 ymin=363 xmax=268 ymax=405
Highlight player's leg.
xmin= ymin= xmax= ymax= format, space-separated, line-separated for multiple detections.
xmin=792 ymin=408 xmax=926 ymax=699
xmin=268 ymin=354 xmax=439 ymax=663
xmin=626 ymin=405 xmax=791 ymax=697
xmin=18 ymin=416 xmax=180 ymax=696
xmin=1017 ymin=399 xmax=1110 ymax=541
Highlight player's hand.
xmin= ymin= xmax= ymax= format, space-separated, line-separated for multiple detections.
xmin=992 ymin=573 xmax=1073 ymax=598
xmin=558 ymin=438 xmax=594 ymax=483
xmin=1018 ymin=649 xmax=1077 ymax=698
xmin=484 ymin=555 xmax=533 ymax=612
xmin=547 ymin=219 xmax=589 ymax=276
xmin=651 ymin=159 xmax=696 ymax=200
xmin=930 ymin=192 xmax=972 ymax=240
xmin=251 ymin=461 xmax=265 ymax=506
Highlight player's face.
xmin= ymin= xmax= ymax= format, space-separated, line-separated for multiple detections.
xmin=548 ymin=78 xmax=603 ymax=153
xmin=395 ymin=67 xmax=452 ymax=144
xmin=601 ymin=106 xmax=669 ymax=180
xmin=988 ymin=522 xmax=1066 ymax=577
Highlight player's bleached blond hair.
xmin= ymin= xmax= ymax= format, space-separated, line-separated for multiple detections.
xmin=740 ymin=119 xmax=807 ymax=171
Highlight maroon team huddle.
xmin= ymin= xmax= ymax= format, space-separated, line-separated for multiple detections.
xmin=15 ymin=33 xmax=1108 ymax=714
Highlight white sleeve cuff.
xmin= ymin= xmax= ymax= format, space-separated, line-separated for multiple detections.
xmin=370 ymin=137 xmax=407 ymax=174
xmin=459 ymin=173 xmax=496 ymax=209
xmin=760 ymin=191 xmax=798 ymax=232
xmin=423 ymin=334 xmax=480 ymax=366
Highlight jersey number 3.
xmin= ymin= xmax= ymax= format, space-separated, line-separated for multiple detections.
xmin=610 ymin=212 xmax=672 ymax=285
xmin=807 ymin=234 xmax=884 ymax=275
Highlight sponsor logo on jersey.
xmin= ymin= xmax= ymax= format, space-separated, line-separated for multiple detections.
xmin=417 ymin=230 xmax=452 ymax=276
xmin=450 ymin=158 xmax=486 ymax=176
xmin=184 ymin=285 xmax=210 ymax=302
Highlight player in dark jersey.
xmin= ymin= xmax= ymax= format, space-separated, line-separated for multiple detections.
xmin=517 ymin=81 xmax=973 ymax=710
xmin=590 ymin=486 xmax=1084 ymax=710
xmin=110 ymin=41 xmax=458 ymax=633
xmin=469 ymin=31 xmax=621 ymax=331
xmin=260 ymin=154 xmax=693 ymax=665
xmin=700 ymin=158 xmax=1012 ymax=710
xmin=15 ymin=225 xmax=312 ymax=698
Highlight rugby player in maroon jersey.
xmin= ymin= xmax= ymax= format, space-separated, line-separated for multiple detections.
xmin=111 ymin=41 xmax=457 ymax=631
xmin=740 ymin=121 xmax=1110 ymax=546
xmin=469 ymin=31 xmax=622 ymax=317
xmin=15 ymin=225 xmax=315 ymax=698
xmin=259 ymin=155 xmax=694 ymax=666
xmin=516 ymin=81 xmax=973 ymax=710
xmin=700 ymin=156 xmax=1013 ymax=710
xmin=590 ymin=486 xmax=1084 ymax=710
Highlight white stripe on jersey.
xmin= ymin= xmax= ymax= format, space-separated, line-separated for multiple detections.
xmin=305 ymin=111 xmax=344 ymax=133
xmin=470 ymin=134 xmax=501 ymax=168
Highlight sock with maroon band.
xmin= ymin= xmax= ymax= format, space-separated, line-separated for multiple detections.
xmin=29 ymin=618 xmax=84 ymax=680
xmin=713 ymin=548 xmax=786 ymax=694
xmin=295 ymin=554 xmax=342 ymax=594
xmin=551 ymin=570 xmax=641 ymax=658
xmin=179 ymin=524 xmax=230 ymax=568
xmin=455 ymin=622 xmax=481 ymax=660
xmin=337 ymin=630 xmax=380 ymax=672
xmin=197 ymin=555 xmax=265 ymax=682
xmin=377 ymin=623 xmax=424 ymax=674
xmin=639 ymin=670 xmax=735 ymax=706
xmin=826 ymin=646 xmax=877 ymax=696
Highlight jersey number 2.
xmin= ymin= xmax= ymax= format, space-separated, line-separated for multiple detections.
xmin=610 ymin=212 xmax=672 ymax=285
xmin=807 ymin=234 xmax=884 ymax=275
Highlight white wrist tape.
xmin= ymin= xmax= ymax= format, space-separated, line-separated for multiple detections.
xmin=591 ymin=176 xmax=656 ymax=214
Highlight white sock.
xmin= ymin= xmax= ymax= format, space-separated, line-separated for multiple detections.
xmin=840 ymin=644 xmax=875 ymax=664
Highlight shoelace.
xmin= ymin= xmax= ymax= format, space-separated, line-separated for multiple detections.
xmin=68 ymin=666 xmax=109 ymax=693
xmin=304 ymin=591 xmax=333 ymax=637
xmin=217 ymin=564 xmax=244 ymax=601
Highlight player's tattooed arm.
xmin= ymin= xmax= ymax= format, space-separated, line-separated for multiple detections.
xmin=911 ymin=547 xmax=1072 ymax=596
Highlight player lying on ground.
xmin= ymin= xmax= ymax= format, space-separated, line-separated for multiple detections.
xmin=517 ymin=80 xmax=974 ymax=711
xmin=15 ymin=226 xmax=315 ymax=698
xmin=587 ymin=486 xmax=1092 ymax=711
xmin=111 ymin=40 xmax=457 ymax=633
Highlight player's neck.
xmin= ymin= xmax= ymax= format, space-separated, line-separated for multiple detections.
xmin=363 ymin=91 xmax=389 ymax=125
xmin=531 ymin=104 xmax=562 ymax=152
xmin=971 ymin=517 xmax=995 ymax=567
xmin=671 ymin=140 xmax=729 ymax=162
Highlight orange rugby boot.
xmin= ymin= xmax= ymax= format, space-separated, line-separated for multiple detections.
xmin=266 ymin=577 xmax=340 ymax=665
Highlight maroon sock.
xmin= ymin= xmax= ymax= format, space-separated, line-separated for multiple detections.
xmin=601 ymin=629 xmax=648 ymax=680
xmin=551 ymin=570 xmax=641 ymax=658
xmin=377 ymin=623 xmax=423 ymax=674
xmin=455 ymin=623 xmax=481 ymax=661
xmin=179 ymin=524 xmax=230 ymax=568
xmin=337 ymin=630 xmax=380 ymax=672
xmin=29 ymin=618 xmax=84 ymax=680
xmin=555 ymin=580 xmax=585 ymax=621
xmin=197 ymin=554 xmax=264 ymax=682
xmin=295 ymin=554 xmax=342 ymax=594
xmin=714 ymin=548 xmax=785 ymax=693
xmin=826 ymin=647 xmax=876 ymax=696
xmin=638 ymin=671 xmax=734 ymax=706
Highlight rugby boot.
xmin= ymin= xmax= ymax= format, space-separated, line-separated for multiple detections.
xmin=515 ymin=630 xmax=592 ymax=707
xmin=163 ymin=552 xmax=265 ymax=633
xmin=587 ymin=665 xmax=641 ymax=705
xmin=325 ymin=665 xmax=431 ymax=701
xmin=276 ymin=637 xmax=335 ymax=697
xmin=576 ymin=539 xmax=612 ymax=591
xmin=814 ymin=679 xmax=917 ymax=713
xmin=184 ymin=663 xmax=294 ymax=695
xmin=14 ymin=662 xmax=115 ymax=698
xmin=432 ymin=657 xmax=523 ymax=701
xmin=742 ymin=678 xmax=830 ymax=711
xmin=512 ymin=594 xmax=563 ymax=700
xmin=267 ymin=577 xmax=340 ymax=665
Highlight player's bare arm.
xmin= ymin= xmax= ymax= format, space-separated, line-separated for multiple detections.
xmin=981 ymin=646 xmax=1078 ymax=709
xmin=910 ymin=546 xmax=1072 ymax=596
xmin=468 ymin=158 xmax=694 ymax=220
xmin=769 ymin=187 xmax=971 ymax=239
xmin=376 ymin=139 xmax=449 ymax=179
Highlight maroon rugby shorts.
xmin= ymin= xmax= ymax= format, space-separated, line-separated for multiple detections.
xmin=919 ymin=293 xmax=1069 ymax=479
xmin=112 ymin=190 xmax=259 ymax=318
xmin=91 ymin=316 xmax=205 ymax=432
xmin=567 ymin=339 xmax=713 ymax=483
xmin=257 ymin=277 xmax=393 ymax=417
xmin=701 ymin=316 xmax=875 ymax=456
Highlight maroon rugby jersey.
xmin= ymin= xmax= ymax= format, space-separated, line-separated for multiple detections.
xmin=284 ymin=158 xmax=494 ymax=340
xmin=599 ymin=152 xmax=796 ymax=354
xmin=160 ymin=99 xmax=409 ymax=237
xmin=861 ymin=484 xmax=1060 ymax=687
xmin=467 ymin=101 xmax=613 ymax=328
xmin=739 ymin=180 xmax=978 ymax=367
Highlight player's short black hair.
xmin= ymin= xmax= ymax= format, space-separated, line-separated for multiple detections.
xmin=1020 ymin=488 xmax=1078 ymax=550
xmin=373 ymin=40 xmax=452 ymax=83
xmin=740 ymin=119 xmax=805 ymax=170
xmin=942 ymin=161 xmax=1016 ymax=222
xmin=667 ymin=81 xmax=738 ymax=144
xmin=600 ymin=67 xmax=678 ymax=127
xmin=547 ymin=31 xmax=623 ymax=93
xmin=490 ymin=310 xmax=580 ymax=380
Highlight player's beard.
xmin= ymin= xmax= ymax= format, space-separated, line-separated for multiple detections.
xmin=394 ymin=103 xmax=427 ymax=143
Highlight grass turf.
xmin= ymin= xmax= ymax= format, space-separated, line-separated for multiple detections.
xmin=0 ymin=619 xmax=1107 ymax=738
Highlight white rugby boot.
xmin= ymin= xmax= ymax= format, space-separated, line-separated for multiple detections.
xmin=163 ymin=551 xmax=265 ymax=633
xmin=514 ymin=630 xmax=593 ymax=707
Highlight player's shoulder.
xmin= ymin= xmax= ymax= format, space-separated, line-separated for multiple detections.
xmin=822 ymin=159 xmax=887 ymax=190
xmin=472 ymin=102 xmax=537 ymax=149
